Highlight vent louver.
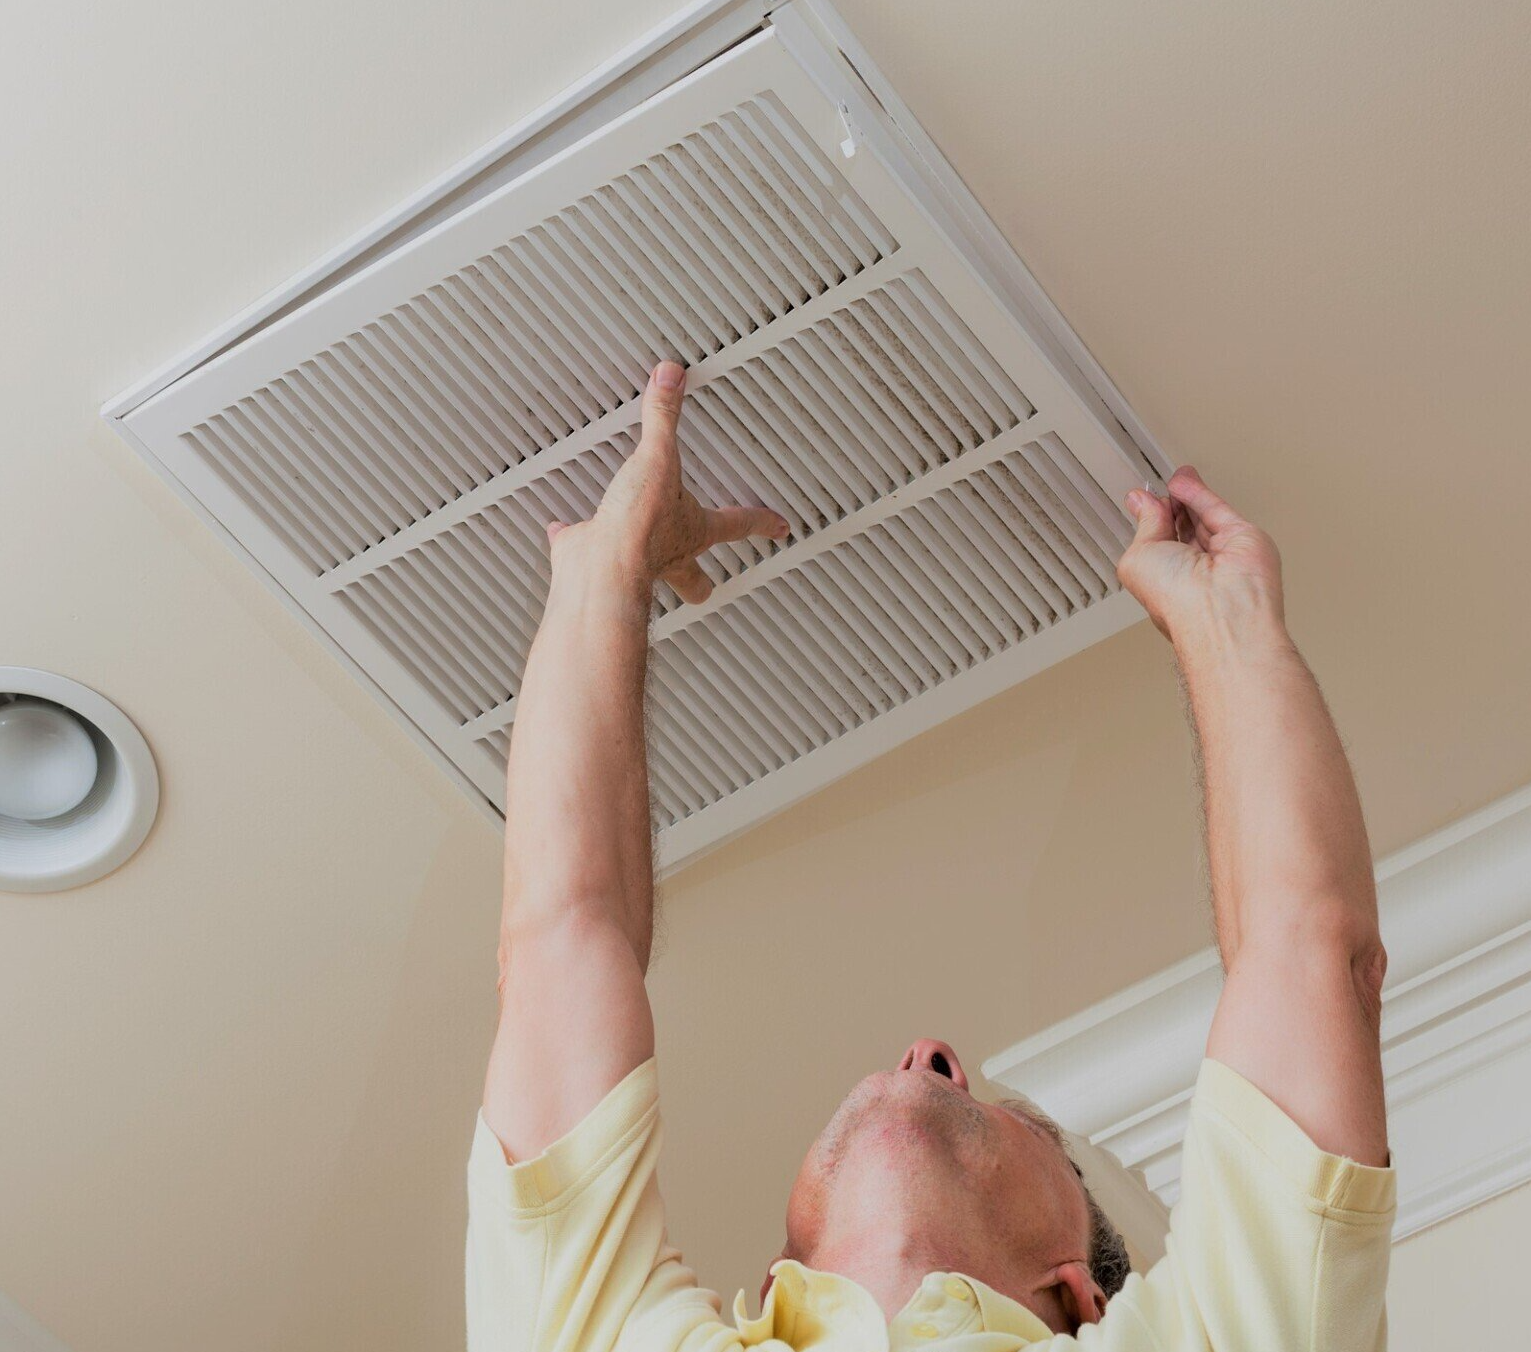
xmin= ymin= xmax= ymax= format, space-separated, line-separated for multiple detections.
xmin=106 ymin=4 xmax=1168 ymax=868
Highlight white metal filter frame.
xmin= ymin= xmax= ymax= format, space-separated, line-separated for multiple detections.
xmin=103 ymin=0 xmax=1168 ymax=870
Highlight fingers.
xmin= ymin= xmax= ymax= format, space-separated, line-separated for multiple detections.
xmin=639 ymin=361 xmax=687 ymax=446
xmin=545 ymin=521 xmax=569 ymax=548
xmin=704 ymin=504 xmax=791 ymax=546
xmin=1167 ymin=465 xmax=1244 ymax=536
xmin=667 ymin=503 xmax=788 ymax=607
xmin=1124 ymin=487 xmax=1176 ymax=548
xmin=1171 ymin=498 xmax=1194 ymax=545
xmin=666 ymin=557 xmax=713 ymax=605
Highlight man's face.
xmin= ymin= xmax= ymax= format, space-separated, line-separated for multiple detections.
xmin=780 ymin=1039 xmax=1101 ymax=1332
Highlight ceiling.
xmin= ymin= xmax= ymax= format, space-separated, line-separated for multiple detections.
xmin=3 ymin=3 xmax=1530 ymax=1349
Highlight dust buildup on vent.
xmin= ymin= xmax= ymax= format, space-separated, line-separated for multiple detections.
xmin=832 ymin=312 xmax=961 ymax=458
xmin=329 ymin=269 xmax=1039 ymax=730
xmin=680 ymin=274 xmax=1031 ymax=540
xmin=629 ymin=161 xmax=766 ymax=328
xmin=181 ymin=94 xmax=894 ymax=577
xmin=986 ymin=461 xmax=1110 ymax=609
xmin=687 ymin=139 xmax=814 ymax=306
xmin=429 ymin=281 xmax=581 ymax=441
xmin=689 ymin=146 xmax=821 ymax=302
xmin=590 ymin=189 xmax=719 ymax=354
xmin=638 ymin=438 xmax=1124 ymax=829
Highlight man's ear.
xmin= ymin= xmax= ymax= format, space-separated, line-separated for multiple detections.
xmin=1054 ymin=1261 xmax=1107 ymax=1330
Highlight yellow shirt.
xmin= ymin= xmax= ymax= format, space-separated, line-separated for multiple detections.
xmin=465 ymin=1058 xmax=1395 ymax=1350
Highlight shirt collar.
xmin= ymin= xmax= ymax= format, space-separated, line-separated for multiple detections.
xmin=733 ymin=1261 xmax=1054 ymax=1347
xmin=734 ymin=1260 xmax=886 ymax=1348
xmin=963 ymin=1274 xmax=1055 ymax=1342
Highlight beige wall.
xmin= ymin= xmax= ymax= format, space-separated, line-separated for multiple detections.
xmin=2 ymin=2 xmax=1530 ymax=1350
xmin=1387 ymin=1183 xmax=1531 ymax=1347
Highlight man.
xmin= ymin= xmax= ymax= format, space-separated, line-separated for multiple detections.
xmin=470 ymin=361 xmax=1395 ymax=1349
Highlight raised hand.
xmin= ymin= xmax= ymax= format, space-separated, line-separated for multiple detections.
xmin=1117 ymin=466 xmax=1284 ymax=644
xmin=492 ymin=361 xmax=788 ymax=1170
xmin=545 ymin=361 xmax=790 ymax=604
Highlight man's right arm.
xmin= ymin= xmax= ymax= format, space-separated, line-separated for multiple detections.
xmin=483 ymin=503 xmax=657 ymax=1165
xmin=482 ymin=379 xmax=663 ymax=1165
xmin=468 ymin=363 xmax=785 ymax=1352
xmin=483 ymin=362 xmax=785 ymax=1162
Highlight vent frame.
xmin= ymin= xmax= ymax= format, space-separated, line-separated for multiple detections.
xmin=103 ymin=0 xmax=1170 ymax=871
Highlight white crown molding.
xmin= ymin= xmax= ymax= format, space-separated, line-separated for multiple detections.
xmin=983 ymin=781 xmax=1531 ymax=1258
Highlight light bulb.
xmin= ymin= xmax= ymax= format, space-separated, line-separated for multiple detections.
xmin=0 ymin=697 xmax=100 ymax=821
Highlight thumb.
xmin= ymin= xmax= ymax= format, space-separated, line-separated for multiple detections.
xmin=1124 ymin=488 xmax=1175 ymax=548
xmin=640 ymin=361 xmax=687 ymax=443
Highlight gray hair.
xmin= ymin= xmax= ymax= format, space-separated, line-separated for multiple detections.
xmin=997 ymin=1097 xmax=1132 ymax=1300
xmin=1082 ymin=1187 xmax=1132 ymax=1299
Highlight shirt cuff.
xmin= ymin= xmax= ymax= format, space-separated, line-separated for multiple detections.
xmin=469 ymin=1057 xmax=659 ymax=1216
xmin=1195 ymin=1058 xmax=1397 ymax=1219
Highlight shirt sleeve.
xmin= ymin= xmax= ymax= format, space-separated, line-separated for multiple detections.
xmin=1061 ymin=1058 xmax=1397 ymax=1352
xmin=465 ymin=1059 xmax=736 ymax=1352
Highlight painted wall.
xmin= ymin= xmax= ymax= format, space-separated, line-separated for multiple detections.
xmin=1387 ymin=1182 xmax=1531 ymax=1348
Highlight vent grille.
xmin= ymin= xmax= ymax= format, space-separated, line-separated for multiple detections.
xmin=181 ymin=93 xmax=894 ymax=577
xmin=644 ymin=435 xmax=1127 ymax=826
xmin=113 ymin=24 xmax=1159 ymax=865
xmin=330 ymin=273 xmax=1032 ymax=726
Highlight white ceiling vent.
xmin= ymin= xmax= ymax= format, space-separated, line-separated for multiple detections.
xmin=104 ymin=0 xmax=1170 ymax=868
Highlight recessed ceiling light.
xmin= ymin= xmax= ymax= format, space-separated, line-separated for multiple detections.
xmin=0 ymin=697 xmax=100 ymax=821
xmin=0 ymin=668 xmax=159 ymax=893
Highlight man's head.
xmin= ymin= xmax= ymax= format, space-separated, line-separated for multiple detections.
xmin=776 ymin=1039 xmax=1129 ymax=1334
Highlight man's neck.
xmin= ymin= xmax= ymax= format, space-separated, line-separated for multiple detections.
xmin=803 ymin=1228 xmax=945 ymax=1321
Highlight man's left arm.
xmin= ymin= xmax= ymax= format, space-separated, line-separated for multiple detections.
xmin=1078 ymin=468 xmax=1394 ymax=1352
xmin=1118 ymin=468 xmax=1388 ymax=1166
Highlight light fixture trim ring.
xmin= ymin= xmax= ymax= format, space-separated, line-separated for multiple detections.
xmin=0 ymin=667 xmax=159 ymax=893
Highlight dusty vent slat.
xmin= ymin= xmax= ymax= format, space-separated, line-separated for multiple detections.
xmin=115 ymin=23 xmax=1159 ymax=863
xmin=642 ymin=437 xmax=1126 ymax=828
xmin=335 ymin=276 xmax=1030 ymax=721
xmin=179 ymin=93 xmax=895 ymax=576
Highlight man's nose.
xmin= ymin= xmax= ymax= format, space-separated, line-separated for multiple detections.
xmin=898 ymin=1039 xmax=969 ymax=1091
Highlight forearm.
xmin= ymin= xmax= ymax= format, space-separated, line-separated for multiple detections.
xmin=1183 ymin=609 xmax=1389 ymax=1162
xmin=503 ymin=546 xmax=655 ymax=965
xmin=1121 ymin=469 xmax=1388 ymax=1161
xmin=1176 ymin=607 xmax=1380 ymax=964
xmin=485 ymin=547 xmax=657 ymax=1159
xmin=484 ymin=361 xmax=782 ymax=1161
